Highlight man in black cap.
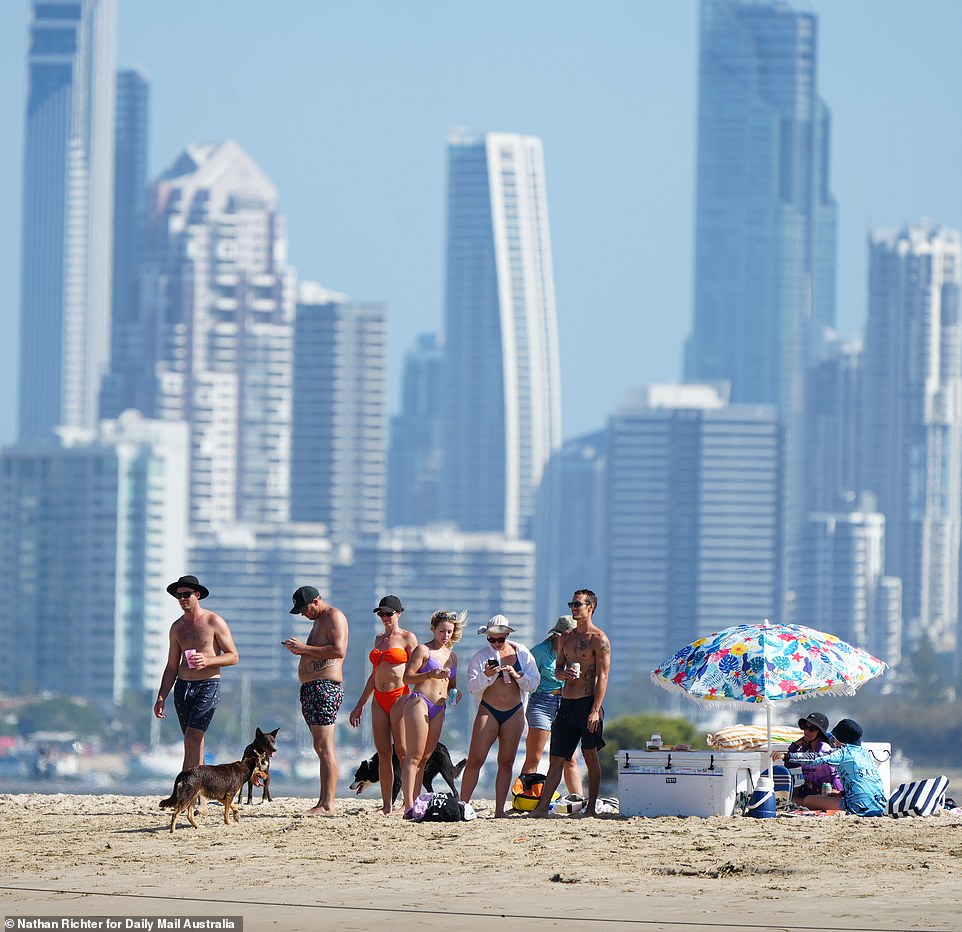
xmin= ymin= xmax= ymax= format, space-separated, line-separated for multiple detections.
xmin=153 ymin=575 xmax=239 ymax=771
xmin=283 ymin=586 xmax=349 ymax=815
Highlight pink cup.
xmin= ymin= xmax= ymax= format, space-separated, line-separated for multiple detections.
xmin=184 ymin=649 xmax=200 ymax=669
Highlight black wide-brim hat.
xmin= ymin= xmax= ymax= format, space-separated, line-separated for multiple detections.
xmin=797 ymin=711 xmax=830 ymax=737
xmin=166 ymin=575 xmax=210 ymax=600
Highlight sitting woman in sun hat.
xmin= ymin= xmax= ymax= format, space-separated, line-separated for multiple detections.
xmin=785 ymin=711 xmax=843 ymax=803
xmin=778 ymin=718 xmax=887 ymax=816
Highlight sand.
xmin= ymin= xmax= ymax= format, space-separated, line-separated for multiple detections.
xmin=1 ymin=793 xmax=961 ymax=932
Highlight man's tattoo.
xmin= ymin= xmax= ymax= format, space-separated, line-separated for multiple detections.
xmin=310 ymin=658 xmax=336 ymax=672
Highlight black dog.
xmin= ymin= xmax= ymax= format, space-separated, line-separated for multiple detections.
xmin=236 ymin=726 xmax=279 ymax=804
xmin=350 ymin=742 xmax=466 ymax=806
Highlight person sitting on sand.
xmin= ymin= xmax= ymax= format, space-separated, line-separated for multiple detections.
xmin=786 ymin=711 xmax=843 ymax=802
xmin=776 ymin=718 xmax=887 ymax=816
xmin=459 ymin=615 xmax=540 ymax=817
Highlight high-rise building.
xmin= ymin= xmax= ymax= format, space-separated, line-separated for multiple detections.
xmin=440 ymin=130 xmax=562 ymax=539
xmin=19 ymin=0 xmax=117 ymax=442
xmin=291 ymin=285 xmax=387 ymax=546
xmin=128 ymin=140 xmax=296 ymax=531
xmin=684 ymin=0 xmax=837 ymax=596
xmin=101 ymin=66 xmax=150 ymax=419
xmin=606 ymin=385 xmax=782 ymax=687
xmin=533 ymin=431 xmax=606 ymax=627
xmin=686 ymin=0 xmax=836 ymax=408
xmin=796 ymin=504 xmax=902 ymax=667
xmin=861 ymin=222 xmax=962 ymax=654
xmin=0 ymin=412 xmax=189 ymax=703
xmin=188 ymin=522 xmax=332 ymax=683
xmin=387 ymin=333 xmax=443 ymax=528
xmin=804 ymin=334 xmax=862 ymax=515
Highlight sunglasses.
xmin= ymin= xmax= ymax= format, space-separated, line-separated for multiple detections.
xmin=376 ymin=611 xmax=397 ymax=618
xmin=174 ymin=591 xmax=195 ymax=600
xmin=487 ymin=636 xmax=507 ymax=644
xmin=802 ymin=724 xmax=820 ymax=732
xmin=568 ymin=600 xmax=589 ymax=608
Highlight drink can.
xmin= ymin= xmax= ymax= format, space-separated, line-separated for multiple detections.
xmin=821 ymin=782 xmax=832 ymax=795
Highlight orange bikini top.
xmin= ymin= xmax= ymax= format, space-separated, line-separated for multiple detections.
xmin=369 ymin=646 xmax=409 ymax=667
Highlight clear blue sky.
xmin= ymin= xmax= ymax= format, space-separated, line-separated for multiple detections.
xmin=2 ymin=1 xmax=962 ymax=444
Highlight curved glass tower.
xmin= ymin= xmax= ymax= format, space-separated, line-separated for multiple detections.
xmin=441 ymin=130 xmax=562 ymax=538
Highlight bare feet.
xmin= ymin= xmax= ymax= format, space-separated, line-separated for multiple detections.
xmin=305 ymin=804 xmax=336 ymax=816
xmin=528 ymin=808 xmax=550 ymax=819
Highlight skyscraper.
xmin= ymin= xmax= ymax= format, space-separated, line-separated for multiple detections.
xmin=861 ymin=222 xmax=962 ymax=654
xmin=440 ymin=130 xmax=562 ymax=539
xmin=0 ymin=412 xmax=189 ymax=702
xmin=132 ymin=140 xmax=296 ymax=531
xmin=101 ymin=66 xmax=149 ymax=420
xmin=291 ymin=285 xmax=388 ymax=546
xmin=18 ymin=0 xmax=117 ymax=442
xmin=686 ymin=0 xmax=836 ymax=409
xmin=606 ymin=385 xmax=781 ymax=686
xmin=796 ymin=505 xmax=902 ymax=666
xmin=387 ymin=332 xmax=444 ymax=528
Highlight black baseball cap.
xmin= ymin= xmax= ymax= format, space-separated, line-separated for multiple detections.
xmin=373 ymin=595 xmax=404 ymax=614
xmin=290 ymin=585 xmax=320 ymax=614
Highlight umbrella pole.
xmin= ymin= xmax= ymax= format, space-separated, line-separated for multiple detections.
xmin=766 ymin=704 xmax=774 ymax=780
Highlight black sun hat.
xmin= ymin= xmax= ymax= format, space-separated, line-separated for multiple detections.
xmin=797 ymin=712 xmax=830 ymax=737
xmin=166 ymin=575 xmax=209 ymax=600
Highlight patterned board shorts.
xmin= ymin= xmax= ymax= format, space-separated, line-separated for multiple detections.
xmin=173 ymin=678 xmax=221 ymax=733
xmin=300 ymin=679 xmax=344 ymax=727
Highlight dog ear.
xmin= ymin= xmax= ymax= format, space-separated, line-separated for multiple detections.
xmin=269 ymin=728 xmax=279 ymax=738
xmin=256 ymin=727 xmax=264 ymax=738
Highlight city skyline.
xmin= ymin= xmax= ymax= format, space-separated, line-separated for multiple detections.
xmin=3 ymin=1 xmax=962 ymax=445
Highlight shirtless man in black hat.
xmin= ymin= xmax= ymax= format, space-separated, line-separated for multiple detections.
xmin=153 ymin=575 xmax=239 ymax=771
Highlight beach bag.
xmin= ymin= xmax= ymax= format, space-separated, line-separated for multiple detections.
xmin=512 ymin=772 xmax=547 ymax=811
xmin=419 ymin=792 xmax=462 ymax=822
xmin=511 ymin=772 xmax=560 ymax=811
xmin=887 ymin=776 xmax=950 ymax=818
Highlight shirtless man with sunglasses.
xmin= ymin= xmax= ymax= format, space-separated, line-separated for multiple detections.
xmin=531 ymin=589 xmax=611 ymax=818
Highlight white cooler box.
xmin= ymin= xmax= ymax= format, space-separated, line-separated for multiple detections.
xmin=618 ymin=749 xmax=765 ymax=818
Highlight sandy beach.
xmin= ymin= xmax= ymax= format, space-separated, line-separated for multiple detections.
xmin=1 ymin=792 xmax=960 ymax=932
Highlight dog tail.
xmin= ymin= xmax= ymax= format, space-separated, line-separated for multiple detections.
xmin=454 ymin=758 xmax=467 ymax=779
xmin=159 ymin=771 xmax=186 ymax=809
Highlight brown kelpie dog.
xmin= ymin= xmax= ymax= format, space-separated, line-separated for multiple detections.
xmin=237 ymin=726 xmax=279 ymax=804
xmin=160 ymin=750 xmax=269 ymax=833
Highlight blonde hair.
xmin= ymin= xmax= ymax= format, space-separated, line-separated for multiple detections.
xmin=431 ymin=609 xmax=466 ymax=645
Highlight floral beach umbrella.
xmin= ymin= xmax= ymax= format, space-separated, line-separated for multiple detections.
xmin=650 ymin=621 xmax=888 ymax=771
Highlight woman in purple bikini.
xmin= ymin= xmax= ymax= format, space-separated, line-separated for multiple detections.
xmin=398 ymin=609 xmax=463 ymax=817
xmin=459 ymin=615 xmax=540 ymax=817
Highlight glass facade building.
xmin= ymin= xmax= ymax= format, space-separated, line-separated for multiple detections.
xmin=440 ymin=130 xmax=562 ymax=539
xmin=19 ymin=0 xmax=117 ymax=441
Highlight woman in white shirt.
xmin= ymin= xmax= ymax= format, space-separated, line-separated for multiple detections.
xmin=458 ymin=615 xmax=540 ymax=817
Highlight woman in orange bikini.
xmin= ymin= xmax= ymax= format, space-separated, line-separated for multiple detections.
xmin=348 ymin=595 xmax=418 ymax=814
xmin=397 ymin=609 xmax=464 ymax=818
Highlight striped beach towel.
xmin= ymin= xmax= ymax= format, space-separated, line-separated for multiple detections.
xmin=887 ymin=776 xmax=950 ymax=818
xmin=706 ymin=724 xmax=803 ymax=751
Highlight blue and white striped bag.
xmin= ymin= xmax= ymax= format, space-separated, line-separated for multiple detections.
xmin=887 ymin=775 xmax=949 ymax=818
